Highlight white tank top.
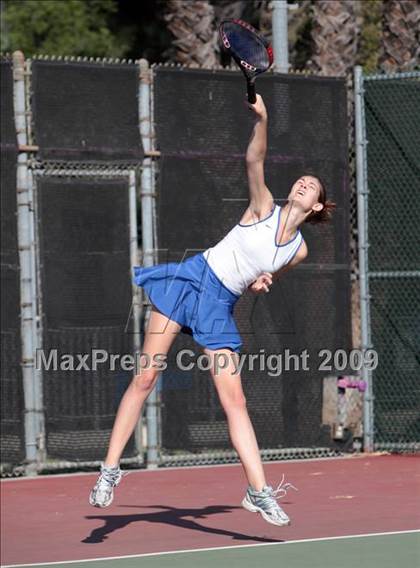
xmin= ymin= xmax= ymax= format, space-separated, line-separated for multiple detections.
xmin=203 ymin=204 xmax=304 ymax=296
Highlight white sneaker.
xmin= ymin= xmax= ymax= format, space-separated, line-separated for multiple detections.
xmin=241 ymin=474 xmax=297 ymax=526
xmin=89 ymin=462 xmax=125 ymax=508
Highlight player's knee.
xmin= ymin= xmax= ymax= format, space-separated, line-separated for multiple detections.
xmin=132 ymin=369 xmax=159 ymax=392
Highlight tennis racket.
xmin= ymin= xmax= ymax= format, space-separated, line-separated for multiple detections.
xmin=219 ymin=19 xmax=273 ymax=104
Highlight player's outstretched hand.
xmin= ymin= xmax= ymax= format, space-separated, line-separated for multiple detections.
xmin=246 ymin=93 xmax=267 ymax=120
xmin=248 ymin=272 xmax=272 ymax=294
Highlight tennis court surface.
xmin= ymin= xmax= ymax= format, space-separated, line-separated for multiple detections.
xmin=2 ymin=454 xmax=419 ymax=567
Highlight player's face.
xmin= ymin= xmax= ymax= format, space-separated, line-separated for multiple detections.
xmin=288 ymin=176 xmax=322 ymax=211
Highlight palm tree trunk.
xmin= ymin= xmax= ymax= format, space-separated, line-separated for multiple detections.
xmin=164 ymin=0 xmax=217 ymax=67
xmin=379 ymin=0 xmax=420 ymax=72
xmin=308 ymin=0 xmax=361 ymax=76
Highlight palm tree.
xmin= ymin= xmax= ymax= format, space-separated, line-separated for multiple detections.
xmin=163 ymin=0 xmax=264 ymax=68
xmin=255 ymin=0 xmax=273 ymax=40
xmin=288 ymin=0 xmax=312 ymax=71
xmin=379 ymin=0 xmax=420 ymax=72
xmin=164 ymin=0 xmax=217 ymax=66
xmin=307 ymin=0 xmax=361 ymax=76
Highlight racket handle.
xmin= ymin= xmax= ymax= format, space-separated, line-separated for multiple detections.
xmin=247 ymin=81 xmax=256 ymax=104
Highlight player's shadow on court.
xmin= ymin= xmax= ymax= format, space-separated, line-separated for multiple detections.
xmin=82 ymin=504 xmax=284 ymax=544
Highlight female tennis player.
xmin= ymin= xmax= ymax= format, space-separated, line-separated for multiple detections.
xmin=89 ymin=93 xmax=335 ymax=527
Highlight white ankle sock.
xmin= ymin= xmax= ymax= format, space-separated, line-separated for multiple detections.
xmin=103 ymin=463 xmax=119 ymax=470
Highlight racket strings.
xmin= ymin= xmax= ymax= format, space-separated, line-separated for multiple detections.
xmin=222 ymin=23 xmax=270 ymax=71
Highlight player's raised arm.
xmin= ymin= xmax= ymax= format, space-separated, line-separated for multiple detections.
xmin=245 ymin=94 xmax=274 ymax=217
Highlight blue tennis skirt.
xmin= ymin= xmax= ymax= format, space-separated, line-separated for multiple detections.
xmin=133 ymin=252 xmax=243 ymax=353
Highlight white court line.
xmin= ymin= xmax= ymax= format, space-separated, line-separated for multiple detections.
xmin=1 ymin=454 xmax=373 ymax=482
xmin=3 ymin=529 xmax=419 ymax=567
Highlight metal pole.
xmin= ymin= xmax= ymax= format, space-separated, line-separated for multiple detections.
xmin=24 ymin=59 xmax=46 ymax=463
xmin=139 ymin=59 xmax=160 ymax=469
xmin=27 ymin=167 xmax=46 ymax=464
xmin=128 ymin=169 xmax=143 ymax=458
xmin=354 ymin=66 xmax=374 ymax=452
xmin=12 ymin=50 xmax=44 ymax=473
xmin=272 ymin=0 xmax=289 ymax=73
xmin=148 ymin=61 xmax=163 ymax=451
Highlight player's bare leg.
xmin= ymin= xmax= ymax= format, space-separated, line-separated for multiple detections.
xmin=204 ymin=347 xmax=267 ymax=491
xmin=89 ymin=306 xmax=181 ymax=507
xmin=204 ymin=347 xmax=296 ymax=526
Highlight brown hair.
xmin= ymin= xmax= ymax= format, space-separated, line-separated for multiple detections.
xmin=300 ymin=173 xmax=336 ymax=224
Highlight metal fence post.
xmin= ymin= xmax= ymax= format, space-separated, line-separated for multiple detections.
xmin=12 ymin=50 xmax=45 ymax=473
xmin=354 ymin=65 xmax=374 ymax=452
xmin=128 ymin=169 xmax=143 ymax=458
xmin=272 ymin=0 xmax=289 ymax=73
xmin=139 ymin=58 xmax=160 ymax=468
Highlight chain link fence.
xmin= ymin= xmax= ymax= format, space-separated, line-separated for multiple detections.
xmin=357 ymin=70 xmax=420 ymax=452
xmin=0 ymin=54 xmax=144 ymax=476
xmin=3 ymin=52 xmax=417 ymax=476
xmin=152 ymin=66 xmax=353 ymax=466
xmin=0 ymin=57 xmax=26 ymax=466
